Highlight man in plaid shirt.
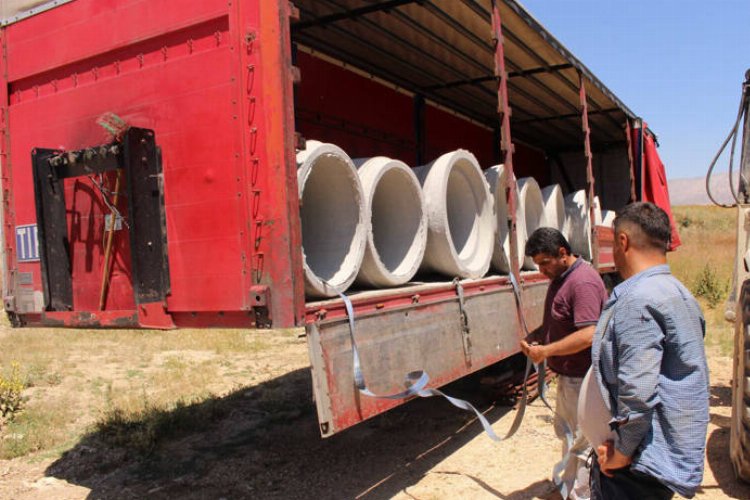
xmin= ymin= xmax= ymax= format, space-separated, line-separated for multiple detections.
xmin=589 ymin=202 xmax=709 ymax=499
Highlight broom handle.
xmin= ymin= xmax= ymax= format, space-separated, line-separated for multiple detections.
xmin=99 ymin=169 xmax=122 ymax=310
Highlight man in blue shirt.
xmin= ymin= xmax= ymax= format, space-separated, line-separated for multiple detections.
xmin=588 ymin=202 xmax=709 ymax=499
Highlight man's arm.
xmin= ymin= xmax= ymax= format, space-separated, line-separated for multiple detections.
xmin=603 ymin=301 xmax=664 ymax=470
xmin=520 ymin=324 xmax=595 ymax=364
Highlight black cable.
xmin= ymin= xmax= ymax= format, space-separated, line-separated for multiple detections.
xmin=706 ymin=76 xmax=749 ymax=207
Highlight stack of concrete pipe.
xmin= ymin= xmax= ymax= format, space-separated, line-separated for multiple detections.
xmin=296 ymin=141 xmax=600 ymax=297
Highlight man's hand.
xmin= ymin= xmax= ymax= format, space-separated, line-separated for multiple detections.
xmin=596 ymin=440 xmax=632 ymax=477
xmin=519 ymin=340 xmax=547 ymax=364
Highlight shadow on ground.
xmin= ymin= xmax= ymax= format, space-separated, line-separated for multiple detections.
xmin=46 ymin=360 xmax=525 ymax=499
xmin=702 ymin=384 xmax=750 ymax=499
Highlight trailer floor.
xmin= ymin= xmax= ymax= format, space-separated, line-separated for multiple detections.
xmin=0 ymin=326 xmax=745 ymax=499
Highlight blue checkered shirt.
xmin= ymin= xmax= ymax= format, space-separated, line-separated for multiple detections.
xmin=591 ymin=264 xmax=709 ymax=498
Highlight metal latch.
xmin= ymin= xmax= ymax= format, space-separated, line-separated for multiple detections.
xmin=454 ymin=279 xmax=472 ymax=368
xmin=250 ymin=285 xmax=271 ymax=328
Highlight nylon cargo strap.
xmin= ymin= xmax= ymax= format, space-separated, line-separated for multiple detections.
xmin=335 ymin=286 xmax=534 ymax=443
xmin=510 ymin=272 xmax=576 ymax=499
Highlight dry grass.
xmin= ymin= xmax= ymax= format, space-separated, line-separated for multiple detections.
xmin=0 ymin=325 xmax=305 ymax=460
xmin=669 ymin=205 xmax=737 ymax=356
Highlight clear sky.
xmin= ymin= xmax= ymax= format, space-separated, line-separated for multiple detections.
xmin=520 ymin=0 xmax=748 ymax=180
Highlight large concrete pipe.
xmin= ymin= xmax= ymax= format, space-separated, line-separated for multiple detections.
xmin=563 ymin=190 xmax=592 ymax=260
xmin=541 ymin=184 xmax=566 ymax=234
xmin=416 ymin=150 xmax=495 ymax=279
xmin=484 ymin=164 xmax=523 ymax=273
xmin=593 ymin=196 xmax=603 ymax=226
xmin=353 ymin=157 xmax=427 ymax=288
xmin=601 ymin=210 xmax=616 ymax=228
xmin=518 ymin=177 xmax=545 ymax=270
xmin=297 ymin=141 xmax=369 ymax=298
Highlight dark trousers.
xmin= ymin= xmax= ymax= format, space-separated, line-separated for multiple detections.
xmin=591 ymin=459 xmax=674 ymax=500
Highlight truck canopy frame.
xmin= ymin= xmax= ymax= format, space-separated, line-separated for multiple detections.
xmin=292 ymin=0 xmax=635 ymax=153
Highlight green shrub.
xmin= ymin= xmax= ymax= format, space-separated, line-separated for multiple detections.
xmin=0 ymin=362 xmax=25 ymax=423
xmin=678 ymin=214 xmax=692 ymax=228
xmin=693 ymin=264 xmax=728 ymax=308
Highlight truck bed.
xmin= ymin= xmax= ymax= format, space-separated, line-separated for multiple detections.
xmin=305 ymin=272 xmax=548 ymax=436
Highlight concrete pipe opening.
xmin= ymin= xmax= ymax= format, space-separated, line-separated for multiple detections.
xmin=354 ymin=157 xmax=427 ymax=288
xmin=518 ymin=177 xmax=545 ymax=270
xmin=484 ymin=164 xmax=523 ymax=273
xmin=297 ymin=141 xmax=368 ymax=298
xmin=563 ymin=190 xmax=592 ymax=260
xmin=417 ymin=150 xmax=495 ymax=279
xmin=541 ymin=184 xmax=566 ymax=234
xmin=593 ymin=196 xmax=603 ymax=226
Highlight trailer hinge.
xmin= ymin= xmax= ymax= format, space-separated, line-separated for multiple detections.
xmin=250 ymin=285 xmax=271 ymax=328
xmin=454 ymin=279 xmax=472 ymax=368
xmin=4 ymin=294 xmax=15 ymax=312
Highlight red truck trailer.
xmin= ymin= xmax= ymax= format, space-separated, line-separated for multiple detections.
xmin=0 ymin=0 xmax=677 ymax=437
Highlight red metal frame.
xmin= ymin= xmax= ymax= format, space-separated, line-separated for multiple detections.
xmin=0 ymin=28 xmax=13 ymax=304
xmin=252 ymin=1 xmax=306 ymax=327
xmin=0 ymin=0 xmax=306 ymax=328
xmin=596 ymin=227 xmax=615 ymax=272
xmin=625 ymin=119 xmax=637 ymax=203
xmin=491 ymin=0 xmax=520 ymax=280
xmin=305 ymin=272 xmax=549 ymax=325
xmin=578 ymin=71 xmax=598 ymax=269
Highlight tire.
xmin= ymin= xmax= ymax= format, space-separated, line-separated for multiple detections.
xmin=731 ymin=279 xmax=750 ymax=481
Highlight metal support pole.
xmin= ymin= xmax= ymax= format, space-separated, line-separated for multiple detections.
xmin=578 ymin=71 xmax=598 ymax=269
xmin=491 ymin=0 xmax=520 ymax=280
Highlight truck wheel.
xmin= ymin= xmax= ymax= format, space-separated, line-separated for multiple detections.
xmin=731 ymin=279 xmax=750 ymax=481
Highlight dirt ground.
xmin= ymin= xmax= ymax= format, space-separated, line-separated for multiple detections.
xmin=0 ymin=328 xmax=748 ymax=500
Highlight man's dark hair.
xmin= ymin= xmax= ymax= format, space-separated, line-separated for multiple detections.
xmin=524 ymin=227 xmax=572 ymax=257
xmin=613 ymin=202 xmax=671 ymax=252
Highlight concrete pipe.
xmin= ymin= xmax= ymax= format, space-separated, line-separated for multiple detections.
xmin=593 ymin=196 xmax=603 ymax=226
xmin=416 ymin=150 xmax=495 ymax=279
xmin=541 ymin=184 xmax=566 ymax=233
xmin=353 ymin=157 xmax=427 ymax=288
xmin=297 ymin=141 xmax=369 ymax=298
xmin=518 ymin=177 xmax=545 ymax=270
xmin=563 ymin=190 xmax=593 ymax=260
xmin=601 ymin=210 xmax=616 ymax=228
xmin=484 ymin=164 xmax=523 ymax=273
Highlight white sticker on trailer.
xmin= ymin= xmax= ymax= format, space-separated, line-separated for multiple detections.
xmin=15 ymin=224 xmax=40 ymax=262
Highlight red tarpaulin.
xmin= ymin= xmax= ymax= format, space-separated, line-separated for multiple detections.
xmin=640 ymin=127 xmax=682 ymax=250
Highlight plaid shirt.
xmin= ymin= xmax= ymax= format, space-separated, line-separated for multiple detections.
xmin=592 ymin=264 xmax=709 ymax=498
